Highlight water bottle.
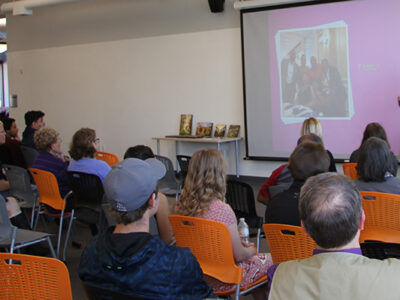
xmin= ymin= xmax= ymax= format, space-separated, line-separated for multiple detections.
xmin=238 ymin=218 xmax=249 ymax=244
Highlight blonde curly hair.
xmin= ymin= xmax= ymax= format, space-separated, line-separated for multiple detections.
xmin=34 ymin=127 xmax=59 ymax=152
xmin=174 ymin=148 xmax=226 ymax=217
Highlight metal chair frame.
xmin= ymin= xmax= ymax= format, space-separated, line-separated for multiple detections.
xmin=29 ymin=168 xmax=74 ymax=261
xmin=0 ymin=195 xmax=56 ymax=258
xmin=169 ymin=215 xmax=268 ymax=300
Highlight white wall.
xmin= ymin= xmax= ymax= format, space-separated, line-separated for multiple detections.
xmin=6 ymin=0 xmax=288 ymax=177
xmin=8 ymin=27 xmax=286 ymax=176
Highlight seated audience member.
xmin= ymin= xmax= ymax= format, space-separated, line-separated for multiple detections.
xmin=79 ymin=158 xmax=214 ymax=299
xmin=5 ymin=196 xmax=31 ymax=229
xmin=265 ymin=140 xmax=330 ymax=226
xmin=174 ymin=149 xmax=272 ymax=299
xmin=257 ymin=134 xmax=323 ymax=205
xmin=22 ymin=110 xmax=45 ymax=149
xmin=350 ymin=122 xmax=397 ymax=175
xmin=354 ymin=137 xmax=400 ymax=194
xmin=0 ymin=122 xmax=32 ymax=230
xmin=267 ymin=173 xmax=400 ymax=300
xmin=3 ymin=117 xmax=26 ymax=168
xmin=0 ymin=121 xmax=11 ymax=195
xmin=68 ymin=128 xmax=111 ymax=183
xmin=123 ymin=145 xmax=174 ymax=244
xmin=257 ymin=116 xmax=336 ymax=206
xmin=33 ymin=128 xmax=73 ymax=212
xmin=301 ymin=117 xmax=336 ymax=171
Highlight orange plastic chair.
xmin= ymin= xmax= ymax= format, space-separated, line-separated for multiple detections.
xmin=95 ymin=151 xmax=119 ymax=167
xmin=360 ymin=191 xmax=400 ymax=243
xmin=169 ymin=215 xmax=267 ymax=300
xmin=263 ymin=224 xmax=316 ymax=264
xmin=29 ymin=168 xmax=75 ymax=261
xmin=0 ymin=253 xmax=72 ymax=300
xmin=342 ymin=163 xmax=358 ymax=180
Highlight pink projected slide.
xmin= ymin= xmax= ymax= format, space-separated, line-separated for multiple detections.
xmin=268 ymin=0 xmax=400 ymax=157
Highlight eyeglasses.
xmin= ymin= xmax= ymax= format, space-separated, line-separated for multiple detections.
xmin=94 ymin=138 xmax=100 ymax=144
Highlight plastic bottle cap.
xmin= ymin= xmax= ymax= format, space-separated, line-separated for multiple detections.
xmin=240 ymin=218 xmax=245 ymax=221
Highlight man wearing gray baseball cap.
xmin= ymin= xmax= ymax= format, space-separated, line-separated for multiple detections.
xmin=79 ymin=158 xmax=214 ymax=299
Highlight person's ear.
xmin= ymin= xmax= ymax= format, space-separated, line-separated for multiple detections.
xmin=359 ymin=209 xmax=366 ymax=231
xmin=148 ymin=193 xmax=158 ymax=209
xmin=300 ymin=220 xmax=311 ymax=237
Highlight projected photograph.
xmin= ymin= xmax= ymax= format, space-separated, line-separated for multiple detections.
xmin=276 ymin=21 xmax=353 ymax=123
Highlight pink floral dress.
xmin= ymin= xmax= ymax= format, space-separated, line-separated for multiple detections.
xmin=197 ymin=200 xmax=273 ymax=292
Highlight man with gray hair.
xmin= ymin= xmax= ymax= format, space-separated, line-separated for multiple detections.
xmin=267 ymin=173 xmax=400 ymax=300
xmin=79 ymin=158 xmax=214 ymax=299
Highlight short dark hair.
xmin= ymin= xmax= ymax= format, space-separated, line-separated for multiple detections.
xmin=360 ymin=122 xmax=390 ymax=148
xmin=110 ymin=191 xmax=157 ymax=225
xmin=3 ymin=118 xmax=15 ymax=131
xmin=288 ymin=141 xmax=329 ymax=180
xmin=124 ymin=145 xmax=154 ymax=160
xmin=24 ymin=110 xmax=45 ymax=127
xmin=299 ymin=173 xmax=362 ymax=249
xmin=69 ymin=128 xmax=97 ymax=160
xmin=356 ymin=137 xmax=394 ymax=182
xmin=297 ymin=133 xmax=323 ymax=146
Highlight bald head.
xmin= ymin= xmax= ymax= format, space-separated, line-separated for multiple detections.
xmin=299 ymin=173 xmax=362 ymax=249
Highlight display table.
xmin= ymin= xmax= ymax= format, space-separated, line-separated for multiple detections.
xmin=152 ymin=136 xmax=243 ymax=177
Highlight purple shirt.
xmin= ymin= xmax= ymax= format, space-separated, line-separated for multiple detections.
xmin=33 ymin=151 xmax=71 ymax=197
xmin=266 ymin=248 xmax=362 ymax=299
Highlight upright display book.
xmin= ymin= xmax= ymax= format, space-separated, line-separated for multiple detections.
xmin=214 ymin=124 xmax=226 ymax=137
xmin=195 ymin=122 xmax=213 ymax=137
xmin=179 ymin=114 xmax=193 ymax=136
xmin=227 ymin=125 xmax=240 ymax=138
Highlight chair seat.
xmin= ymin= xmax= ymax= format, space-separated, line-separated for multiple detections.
xmin=360 ymin=228 xmax=400 ymax=243
xmin=214 ymin=275 xmax=269 ymax=296
xmin=0 ymin=229 xmax=53 ymax=247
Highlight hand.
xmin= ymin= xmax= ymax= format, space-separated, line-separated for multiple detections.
xmin=245 ymin=243 xmax=257 ymax=257
xmin=5 ymin=197 xmax=21 ymax=218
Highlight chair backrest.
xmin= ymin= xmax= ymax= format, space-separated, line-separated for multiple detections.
xmin=0 ymin=195 xmax=13 ymax=240
xmin=155 ymin=155 xmax=180 ymax=189
xmin=95 ymin=151 xmax=119 ymax=167
xmin=20 ymin=146 xmax=39 ymax=169
xmin=29 ymin=168 xmax=66 ymax=211
xmin=3 ymin=164 xmax=36 ymax=205
xmin=361 ymin=242 xmax=400 ymax=260
xmin=263 ymin=223 xmax=316 ymax=263
xmin=361 ymin=191 xmax=400 ymax=232
xmin=342 ymin=163 xmax=358 ymax=180
xmin=67 ymin=171 xmax=104 ymax=208
xmin=169 ymin=215 xmax=242 ymax=284
xmin=225 ymin=179 xmax=258 ymax=220
xmin=83 ymin=281 xmax=143 ymax=300
xmin=0 ymin=145 xmax=15 ymax=165
xmin=176 ymin=155 xmax=191 ymax=177
xmin=0 ymin=253 xmax=72 ymax=300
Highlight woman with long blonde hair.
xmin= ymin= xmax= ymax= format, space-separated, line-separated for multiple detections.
xmin=175 ymin=149 xmax=272 ymax=298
